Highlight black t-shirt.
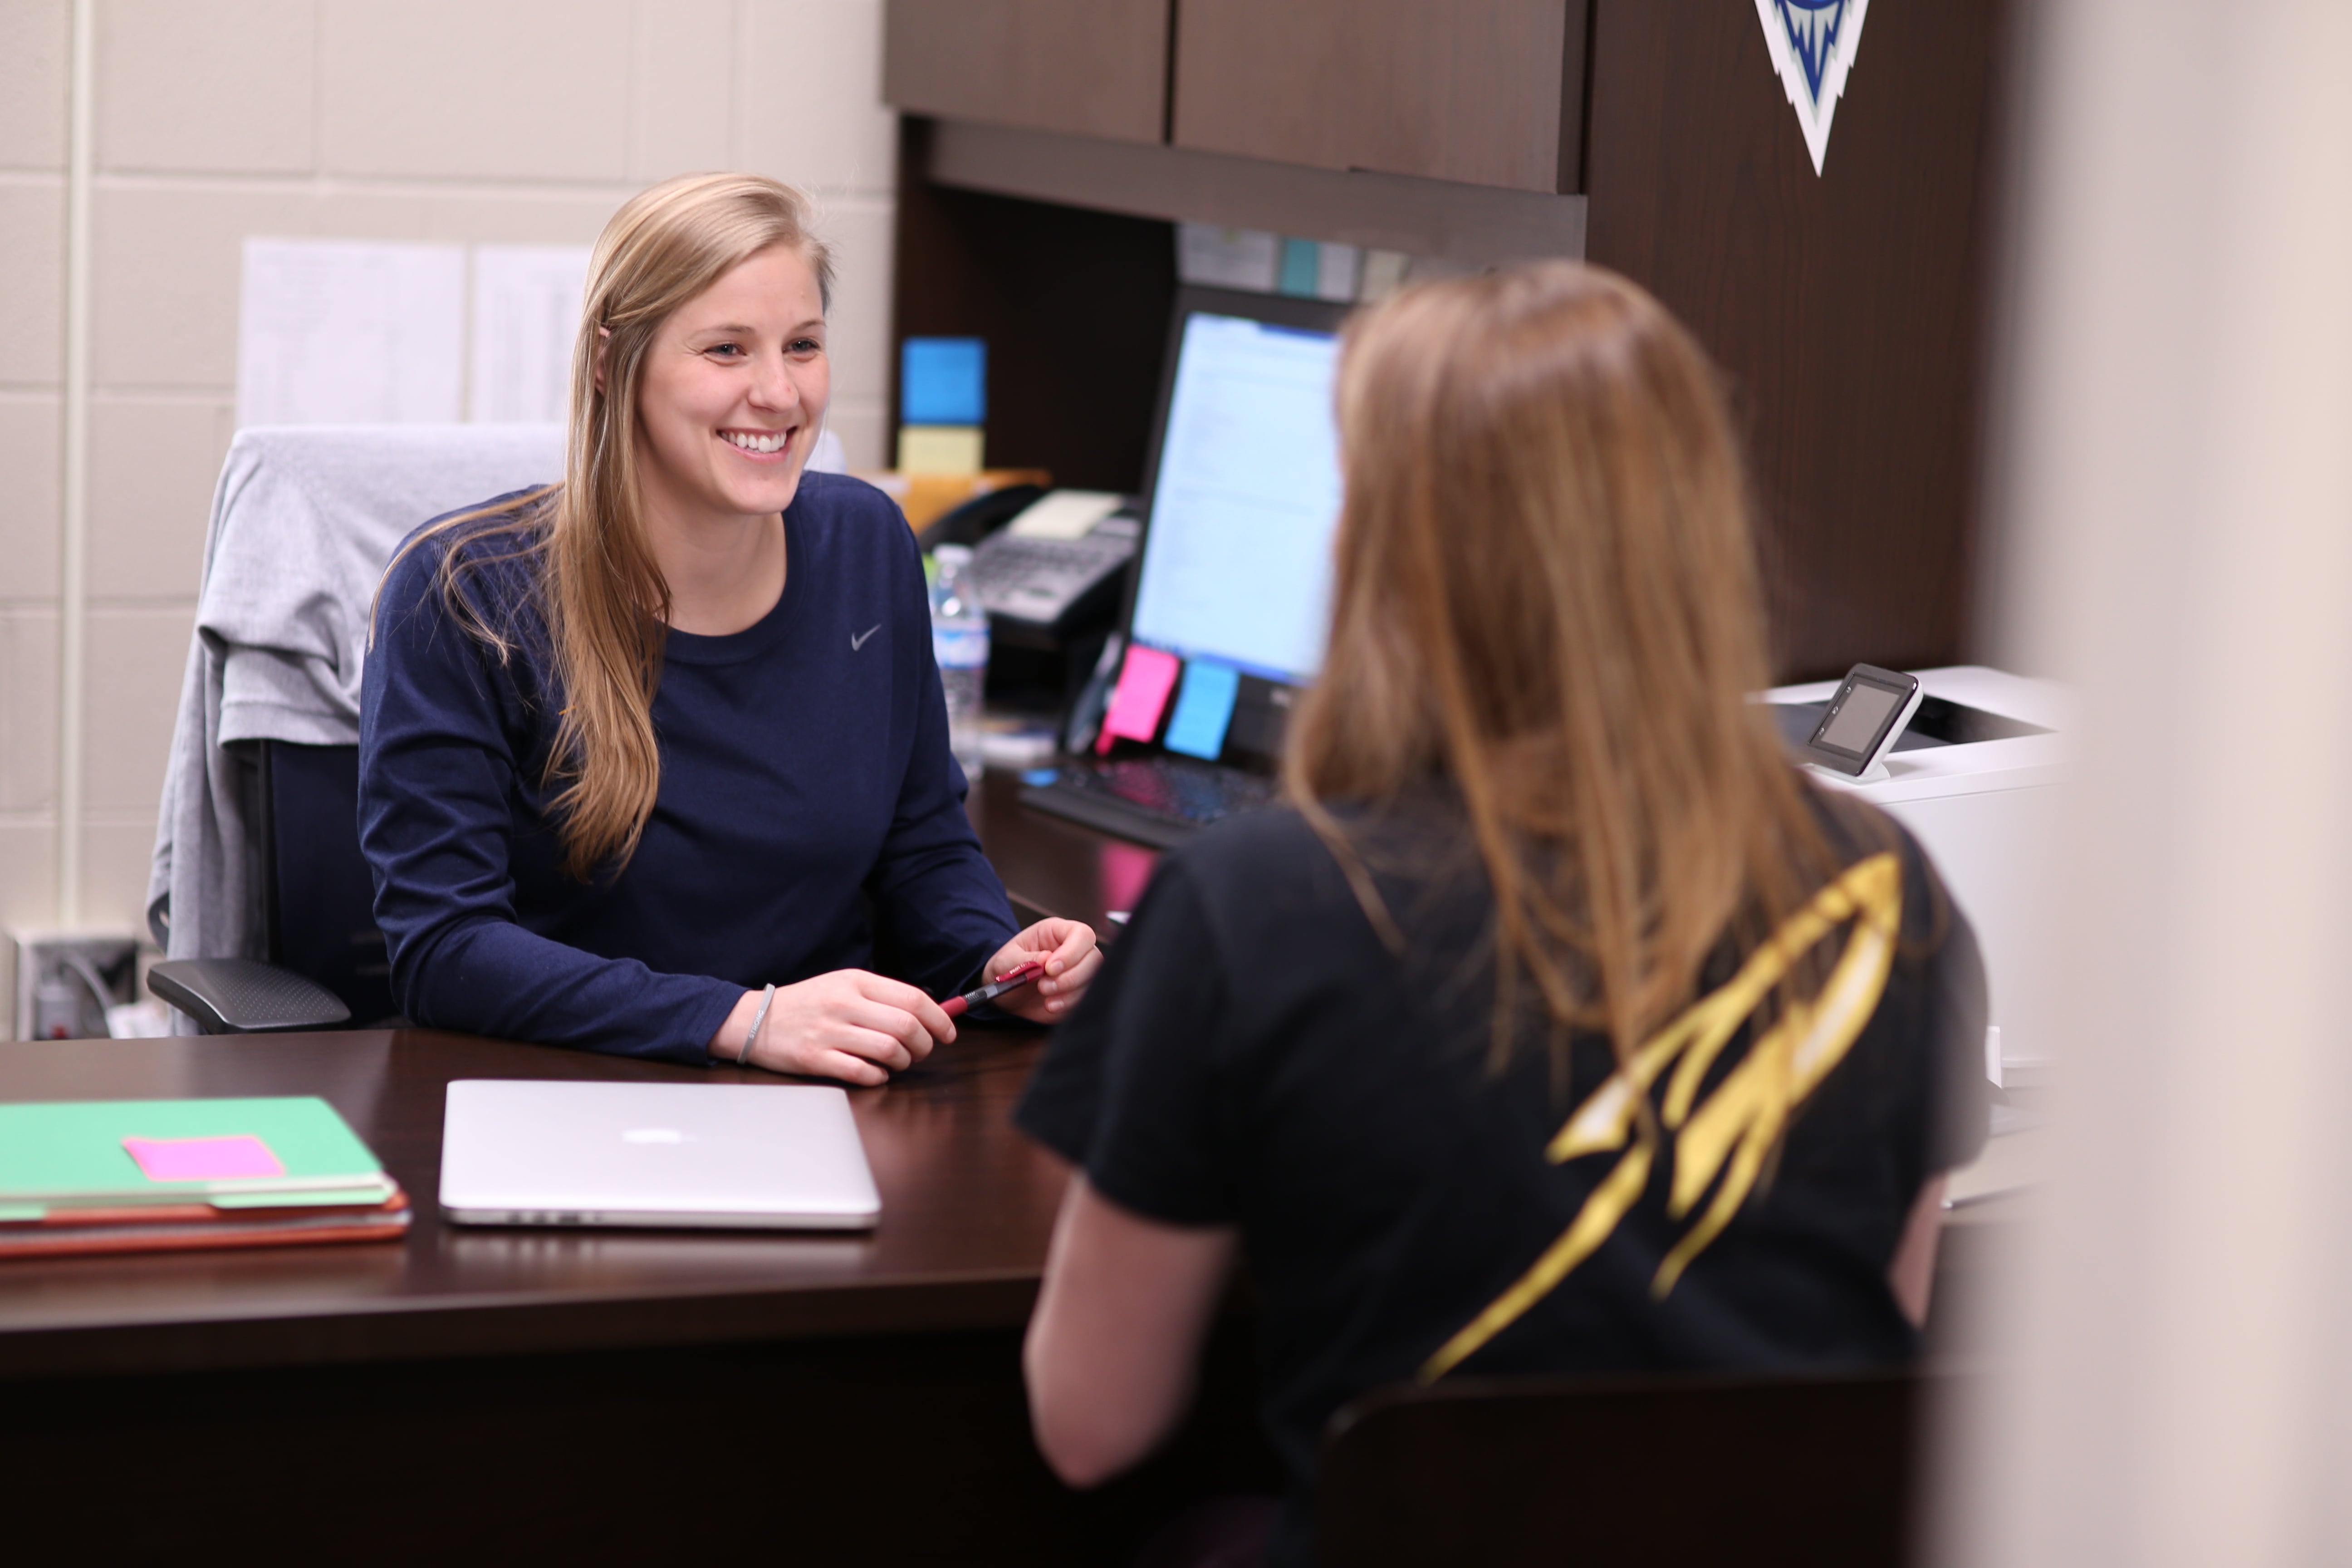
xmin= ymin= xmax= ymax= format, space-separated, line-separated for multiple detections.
xmin=1015 ymin=796 xmax=1986 ymax=1565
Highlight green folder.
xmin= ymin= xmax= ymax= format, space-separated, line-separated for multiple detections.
xmin=0 ymin=1097 xmax=395 ymax=1219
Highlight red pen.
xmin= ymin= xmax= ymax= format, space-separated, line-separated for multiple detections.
xmin=942 ymin=960 xmax=1046 ymax=1018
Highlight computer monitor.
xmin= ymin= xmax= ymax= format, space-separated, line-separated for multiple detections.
xmin=1117 ymin=286 xmax=1352 ymax=760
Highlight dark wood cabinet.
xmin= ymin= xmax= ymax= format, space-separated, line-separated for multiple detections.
xmin=1583 ymin=0 xmax=2010 ymax=677
xmin=882 ymin=0 xmax=1171 ymax=145
xmin=885 ymin=0 xmax=2014 ymax=681
xmin=1171 ymin=0 xmax=1589 ymax=195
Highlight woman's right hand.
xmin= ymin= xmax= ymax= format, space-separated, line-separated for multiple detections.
xmin=711 ymin=971 xmax=957 ymax=1085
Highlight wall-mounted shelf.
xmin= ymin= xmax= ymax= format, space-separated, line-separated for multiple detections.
xmin=926 ymin=120 xmax=1588 ymax=269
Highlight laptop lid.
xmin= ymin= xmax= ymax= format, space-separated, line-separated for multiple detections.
xmin=439 ymin=1079 xmax=881 ymax=1231
xmin=1113 ymin=286 xmax=1352 ymax=770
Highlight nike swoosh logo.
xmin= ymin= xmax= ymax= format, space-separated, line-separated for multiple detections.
xmin=850 ymin=623 xmax=882 ymax=651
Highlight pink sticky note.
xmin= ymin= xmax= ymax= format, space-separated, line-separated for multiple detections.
xmin=1099 ymin=840 xmax=1157 ymax=915
xmin=1097 ymin=644 xmax=1181 ymax=754
xmin=122 ymin=1134 xmax=285 ymax=1182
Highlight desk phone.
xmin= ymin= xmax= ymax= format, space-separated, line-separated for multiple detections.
xmin=969 ymin=505 xmax=1139 ymax=631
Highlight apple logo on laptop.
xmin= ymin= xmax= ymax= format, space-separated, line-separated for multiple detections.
xmin=621 ymin=1127 xmax=691 ymax=1145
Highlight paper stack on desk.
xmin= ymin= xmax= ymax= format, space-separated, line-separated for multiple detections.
xmin=0 ymin=1096 xmax=410 ymax=1260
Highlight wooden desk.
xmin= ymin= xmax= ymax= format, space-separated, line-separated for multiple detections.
xmin=0 ymin=1027 xmax=1065 ymax=1382
xmin=0 ymin=781 xmax=1258 ymax=1565
xmin=965 ymin=767 xmax=1161 ymax=931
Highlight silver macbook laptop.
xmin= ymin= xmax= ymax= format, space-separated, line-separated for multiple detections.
xmin=439 ymin=1079 xmax=882 ymax=1230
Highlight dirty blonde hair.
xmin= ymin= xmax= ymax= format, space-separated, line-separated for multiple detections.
xmin=1288 ymin=261 xmax=1844 ymax=1079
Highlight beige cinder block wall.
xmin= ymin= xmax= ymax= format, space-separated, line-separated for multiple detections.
xmin=0 ymin=0 xmax=900 ymax=1023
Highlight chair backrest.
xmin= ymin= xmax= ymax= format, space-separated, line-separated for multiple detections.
xmin=162 ymin=424 xmax=860 ymax=1014
xmin=1316 ymin=1367 xmax=1925 ymax=1568
xmin=254 ymin=740 xmax=397 ymax=1027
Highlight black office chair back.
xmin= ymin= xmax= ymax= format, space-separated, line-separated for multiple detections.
xmin=1317 ymin=1367 xmax=1925 ymax=1568
xmin=255 ymin=740 xmax=398 ymax=1026
xmin=147 ymin=739 xmax=388 ymax=1033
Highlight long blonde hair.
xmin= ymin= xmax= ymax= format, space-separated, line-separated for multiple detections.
xmin=381 ymin=173 xmax=833 ymax=881
xmin=1288 ymin=261 xmax=1846 ymax=1082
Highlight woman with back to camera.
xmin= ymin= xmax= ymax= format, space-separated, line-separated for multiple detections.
xmin=360 ymin=173 xmax=1097 ymax=1076
xmin=1016 ymin=263 xmax=1988 ymax=1566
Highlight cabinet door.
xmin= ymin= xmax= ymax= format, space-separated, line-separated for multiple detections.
xmin=883 ymin=0 xmax=1171 ymax=146
xmin=1172 ymin=0 xmax=1588 ymax=194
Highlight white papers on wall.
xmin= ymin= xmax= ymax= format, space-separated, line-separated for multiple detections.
xmin=1177 ymin=224 xmax=1281 ymax=292
xmin=1357 ymin=249 xmax=1414 ymax=303
xmin=469 ymin=245 xmax=593 ymax=424
xmin=1313 ymin=242 xmax=1362 ymax=302
xmin=236 ymin=239 xmax=467 ymax=428
xmin=1176 ymin=225 xmax=1441 ymax=306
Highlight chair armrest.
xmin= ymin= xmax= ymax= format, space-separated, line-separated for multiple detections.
xmin=147 ymin=959 xmax=353 ymax=1035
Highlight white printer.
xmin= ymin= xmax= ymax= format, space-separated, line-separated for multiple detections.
xmin=1767 ymin=666 xmax=2069 ymax=1084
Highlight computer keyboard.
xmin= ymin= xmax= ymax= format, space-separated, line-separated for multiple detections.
xmin=1020 ymin=756 xmax=1278 ymax=849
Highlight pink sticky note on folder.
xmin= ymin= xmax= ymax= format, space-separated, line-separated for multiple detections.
xmin=123 ymin=1134 xmax=285 ymax=1182
xmin=1098 ymin=644 xmax=1182 ymax=753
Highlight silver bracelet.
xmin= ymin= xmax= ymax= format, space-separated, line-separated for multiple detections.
xmin=740 ymin=984 xmax=777 ymax=1066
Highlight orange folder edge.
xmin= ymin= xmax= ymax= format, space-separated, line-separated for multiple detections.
xmin=0 ymin=1191 xmax=411 ymax=1261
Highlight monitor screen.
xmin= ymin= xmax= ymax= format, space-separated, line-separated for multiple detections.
xmin=1127 ymin=310 xmax=1343 ymax=685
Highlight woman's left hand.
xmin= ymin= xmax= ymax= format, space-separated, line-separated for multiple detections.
xmin=982 ymin=919 xmax=1101 ymax=1023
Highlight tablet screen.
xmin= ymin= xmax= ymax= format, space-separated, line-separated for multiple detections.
xmin=1818 ymin=682 xmax=1903 ymax=754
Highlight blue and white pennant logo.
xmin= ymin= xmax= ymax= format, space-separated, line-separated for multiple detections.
xmin=1755 ymin=0 xmax=1871 ymax=175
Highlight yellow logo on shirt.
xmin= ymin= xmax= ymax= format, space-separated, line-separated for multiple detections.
xmin=1421 ymin=852 xmax=1902 ymax=1382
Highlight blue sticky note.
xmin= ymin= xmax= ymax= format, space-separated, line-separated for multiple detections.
xmin=1277 ymin=238 xmax=1320 ymax=298
xmin=1163 ymin=660 xmax=1241 ymax=761
xmin=901 ymin=338 xmax=986 ymax=425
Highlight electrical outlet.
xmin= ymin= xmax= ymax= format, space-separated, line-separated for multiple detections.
xmin=10 ymin=932 xmax=142 ymax=1041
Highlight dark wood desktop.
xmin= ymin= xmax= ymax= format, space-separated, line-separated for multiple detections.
xmin=0 ymin=1026 xmax=1064 ymax=1382
xmin=0 ymin=774 xmax=1249 ymax=1564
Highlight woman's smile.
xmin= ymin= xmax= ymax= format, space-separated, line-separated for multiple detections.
xmin=720 ymin=426 xmax=797 ymax=461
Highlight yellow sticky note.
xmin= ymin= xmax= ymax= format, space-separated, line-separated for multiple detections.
xmin=897 ymin=425 xmax=984 ymax=475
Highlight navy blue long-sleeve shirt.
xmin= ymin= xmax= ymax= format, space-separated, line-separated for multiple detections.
xmin=358 ymin=473 xmax=1018 ymax=1063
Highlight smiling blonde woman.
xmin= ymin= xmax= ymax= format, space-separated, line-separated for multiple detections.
xmin=361 ymin=173 xmax=1097 ymax=1076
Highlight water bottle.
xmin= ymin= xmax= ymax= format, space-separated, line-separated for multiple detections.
xmin=930 ymin=544 xmax=990 ymax=779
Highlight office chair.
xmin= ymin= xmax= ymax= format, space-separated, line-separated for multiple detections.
xmin=146 ymin=424 xmax=852 ymax=1035
xmin=148 ymin=740 xmax=389 ymax=1032
xmin=1316 ymin=1367 xmax=1928 ymax=1568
